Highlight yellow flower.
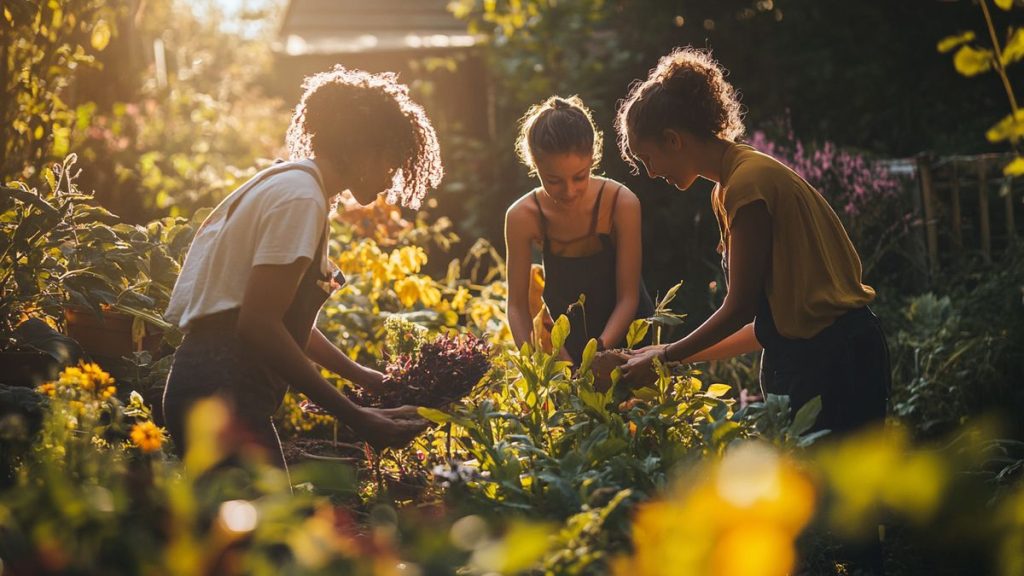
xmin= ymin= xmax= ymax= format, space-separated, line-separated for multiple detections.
xmin=37 ymin=382 xmax=56 ymax=397
xmin=390 ymin=245 xmax=427 ymax=275
xmin=80 ymin=362 xmax=114 ymax=390
xmin=130 ymin=421 xmax=165 ymax=453
xmin=394 ymin=275 xmax=441 ymax=308
xmin=450 ymin=286 xmax=471 ymax=313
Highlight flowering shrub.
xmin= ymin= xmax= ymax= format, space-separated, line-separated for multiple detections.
xmin=276 ymin=212 xmax=511 ymax=438
xmin=747 ymin=128 xmax=913 ymax=279
xmin=35 ymin=362 xmax=166 ymax=457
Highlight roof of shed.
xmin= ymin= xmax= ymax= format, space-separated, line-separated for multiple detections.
xmin=276 ymin=0 xmax=477 ymax=55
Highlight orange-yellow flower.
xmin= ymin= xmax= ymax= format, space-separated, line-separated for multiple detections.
xmin=130 ymin=421 xmax=165 ymax=453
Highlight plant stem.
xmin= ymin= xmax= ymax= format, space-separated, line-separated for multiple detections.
xmin=980 ymin=0 xmax=1021 ymax=117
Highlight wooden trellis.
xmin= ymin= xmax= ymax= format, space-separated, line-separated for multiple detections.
xmin=914 ymin=153 xmax=1021 ymax=276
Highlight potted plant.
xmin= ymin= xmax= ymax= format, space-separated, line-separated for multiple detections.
xmin=62 ymin=202 xmax=206 ymax=360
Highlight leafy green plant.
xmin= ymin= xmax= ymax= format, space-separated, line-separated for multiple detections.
xmin=416 ymin=317 xmax=815 ymax=573
xmin=937 ymin=0 xmax=1024 ymax=175
xmin=0 ymin=156 xmax=88 ymax=344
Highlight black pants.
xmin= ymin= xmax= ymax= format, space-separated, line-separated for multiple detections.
xmin=757 ymin=304 xmax=891 ymax=574
xmin=162 ymin=327 xmax=289 ymax=471
xmin=757 ymin=305 xmax=891 ymax=435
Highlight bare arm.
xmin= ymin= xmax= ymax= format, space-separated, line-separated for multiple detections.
xmin=305 ymin=327 xmax=384 ymax=390
xmin=623 ymin=201 xmax=771 ymax=380
xmin=505 ymin=201 xmax=537 ymax=349
xmin=677 ymin=322 xmax=762 ymax=363
xmin=238 ymin=259 xmax=422 ymax=448
xmin=599 ymin=188 xmax=642 ymax=349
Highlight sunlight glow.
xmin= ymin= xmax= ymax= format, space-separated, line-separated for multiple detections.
xmin=219 ymin=499 xmax=259 ymax=533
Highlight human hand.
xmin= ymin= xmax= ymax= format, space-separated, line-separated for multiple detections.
xmin=620 ymin=345 xmax=666 ymax=388
xmin=356 ymin=366 xmax=387 ymax=394
xmin=354 ymin=407 xmax=428 ymax=450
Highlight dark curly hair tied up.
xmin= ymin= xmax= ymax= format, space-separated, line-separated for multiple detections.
xmin=286 ymin=65 xmax=443 ymax=209
xmin=615 ymin=47 xmax=745 ymax=173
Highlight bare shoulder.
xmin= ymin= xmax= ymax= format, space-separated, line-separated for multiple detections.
xmin=505 ymin=189 xmax=543 ymax=237
xmin=599 ymin=178 xmax=640 ymax=214
xmin=505 ymin=189 xmax=540 ymax=220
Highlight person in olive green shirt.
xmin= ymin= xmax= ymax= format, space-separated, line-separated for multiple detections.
xmin=619 ymin=47 xmax=889 ymax=438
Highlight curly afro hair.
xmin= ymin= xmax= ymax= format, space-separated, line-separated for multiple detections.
xmin=515 ymin=95 xmax=603 ymax=176
xmin=615 ymin=47 xmax=744 ymax=173
xmin=286 ymin=66 xmax=443 ymax=209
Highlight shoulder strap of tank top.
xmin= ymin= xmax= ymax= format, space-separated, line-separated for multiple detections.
xmin=606 ymin=185 xmax=623 ymax=231
xmin=588 ymin=180 xmax=609 ymax=235
xmin=531 ymin=190 xmax=549 ymax=236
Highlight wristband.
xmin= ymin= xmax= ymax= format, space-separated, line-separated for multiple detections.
xmin=595 ymin=337 xmax=606 ymax=351
xmin=661 ymin=345 xmax=672 ymax=363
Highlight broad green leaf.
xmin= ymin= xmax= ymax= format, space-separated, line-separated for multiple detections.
xmin=550 ymin=314 xmax=570 ymax=351
xmin=711 ymin=420 xmax=741 ymax=445
xmin=418 ymin=406 xmax=453 ymax=424
xmin=1003 ymin=155 xmax=1024 ymax=176
xmin=625 ymin=318 xmax=649 ymax=348
xmin=91 ymin=19 xmax=111 ymax=51
xmin=1003 ymin=29 xmax=1024 ymax=67
xmin=995 ymin=0 xmax=1013 ymax=10
xmin=579 ymin=337 xmax=598 ymax=374
xmin=936 ymin=31 xmax=975 ymax=54
xmin=790 ymin=396 xmax=822 ymax=436
xmin=986 ymin=110 xmax=1024 ymax=143
xmin=953 ymin=45 xmax=993 ymax=77
xmin=705 ymin=383 xmax=731 ymax=398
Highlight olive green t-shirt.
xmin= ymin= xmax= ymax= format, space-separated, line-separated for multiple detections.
xmin=712 ymin=143 xmax=875 ymax=339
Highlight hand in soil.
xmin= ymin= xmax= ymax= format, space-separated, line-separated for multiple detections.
xmin=356 ymin=406 xmax=428 ymax=450
xmin=356 ymin=366 xmax=387 ymax=394
xmin=589 ymin=349 xmax=630 ymax=392
xmin=620 ymin=345 xmax=663 ymax=389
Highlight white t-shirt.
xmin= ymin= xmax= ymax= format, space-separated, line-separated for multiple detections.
xmin=165 ymin=160 xmax=335 ymax=331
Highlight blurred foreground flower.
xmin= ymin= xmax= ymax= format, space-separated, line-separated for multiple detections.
xmin=816 ymin=426 xmax=948 ymax=536
xmin=130 ymin=420 xmax=165 ymax=453
xmin=613 ymin=441 xmax=814 ymax=576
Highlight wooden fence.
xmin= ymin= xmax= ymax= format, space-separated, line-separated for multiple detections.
xmin=911 ymin=153 xmax=1021 ymax=278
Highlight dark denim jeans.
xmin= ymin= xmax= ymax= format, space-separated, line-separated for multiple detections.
xmin=162 ymin=326 xmax=289 ymax=470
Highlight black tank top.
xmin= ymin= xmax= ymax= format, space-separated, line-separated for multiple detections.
xmin=533 ymin=182 xmax=654 ymax=363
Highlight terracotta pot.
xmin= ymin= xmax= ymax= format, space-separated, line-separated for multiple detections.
xmin=64 ymin=306 xmax=163 ymax=359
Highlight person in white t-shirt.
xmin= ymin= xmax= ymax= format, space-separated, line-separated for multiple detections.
xmin=162 ymin=66 xmax=443 ymax=471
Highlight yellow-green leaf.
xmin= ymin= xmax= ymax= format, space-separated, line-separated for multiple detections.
xmin=995 ymin=0 xmax=1013 ymax=10
xmin=1002 ymin=28 xmax=1024 ymax=66
xmin=417 ymin=407 xmax=452 ymax=425
xmin=1003 ymin=155 xmax=1024 ymax=176
xmin=705 ymin=383 xmax=731 ymax=398
xmin=625 ymin=318 xmax=650 ymax=348
xmin=91 ymin=18 xmax=111 ymax=51
xmin=550 ymin=314 xmax=570 ymax=352
xmin=986 ymin=110 xmax=1024 ymax=143
xmin=936 ymin=31 xmax=975 ymax=54
xmin=953 ymin=45 xmax=993 ymax=77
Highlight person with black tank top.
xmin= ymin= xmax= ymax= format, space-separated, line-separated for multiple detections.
xmin=162 ymin=67 xmax=442 ymax=475
xmin=505 ymin=96 xmax=654 ymax=365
